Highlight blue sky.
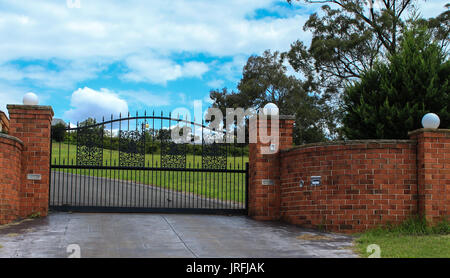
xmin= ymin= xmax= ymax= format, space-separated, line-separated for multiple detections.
xmin=0 ymin=0 xmax=447 ymax=124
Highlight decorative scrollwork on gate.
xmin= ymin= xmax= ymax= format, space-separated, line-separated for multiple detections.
xmin=119 ymin=130 xmax=145 ymax=167
xmin=76 ymin=126 xmax=103 ymax=166
xmin=202 ymin=142 xmax=227 ymax=170
xmin=161 ymin=141 xmax=186 ymax=168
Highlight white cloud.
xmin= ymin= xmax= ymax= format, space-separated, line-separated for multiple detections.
xmin=0 ymin=0 xmax=445 ymax=91
xmin=0 ymin=60 xmax=105 ymax=89
xmin=203 ymin=94 xmax=214 ymax=105
xmin=0 ymin=83 xmax=26 ymax=114
xmin=0 ymin=0 xmax=313 ymax=86
xmin=122 ymin=53 xmax=209 ymax=85
xmin=118 ymin=90 xmax=171 ymax=108
xmin=415 ymin=1 xmax=449 ymax=18
xmin=217 ymin=55 xmax=249 ymax=83
xmin=207 ymin=79 xmax=225 ymax=88
xmin=64 ymin=87 xmax=128 ymax=123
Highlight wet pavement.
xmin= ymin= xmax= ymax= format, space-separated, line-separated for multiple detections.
xmin=0 ymin=212 xmax=358 ymax=258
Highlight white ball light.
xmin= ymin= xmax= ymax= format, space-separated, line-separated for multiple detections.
xmin=263 ymin=103 xmax=279 ymax=116
xmin=23 ymin=92 xmax=39 ymax=105
xmin=422 ymin=113 xmax=440 ymax=129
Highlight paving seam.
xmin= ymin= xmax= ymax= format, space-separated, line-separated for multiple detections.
xmin=161 ymin=215 xmax=198 ymax=258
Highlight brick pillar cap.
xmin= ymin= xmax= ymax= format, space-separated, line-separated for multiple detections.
xmin=408 ymin=128 xmax=450 ymax=137
xmin=7 ymin=104 xmax=54 ymax=116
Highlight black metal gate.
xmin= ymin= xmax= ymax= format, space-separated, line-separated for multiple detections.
xmin=49 ymin=112 xmax=248 ymax=214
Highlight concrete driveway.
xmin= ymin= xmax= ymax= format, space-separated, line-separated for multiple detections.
xmin=50 ymin=171 xmax=244 ymax=209
xmin=0 ymin=212 xmax=358 ymax=258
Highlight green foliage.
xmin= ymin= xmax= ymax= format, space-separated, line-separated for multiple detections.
xmin=343 ymin=26 xmax=450 ymax=139
xmin=415 ymin=3 xmax=450 ymax=55
xmin=285 ymin=1 xmax=449 ymax=139
xmin=286 ymin=0 xmax=418 ymax=95
xmin=28 ymin=211 xmax=41 ymax=219
xmin=355 ymin=216 xmax=450 ymax=258
xmin=364 ymin=216 xmax=450 ymax=237
xmin=51 ymin=123 xmax=66 ymax=142
xmin=209 ymin=50 xmax=335 ymax=144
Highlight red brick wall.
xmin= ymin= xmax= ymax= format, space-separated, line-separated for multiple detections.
xmin=248 ymin=115 xmax=449 ymax=233
xmin=0 ymin=134 xmax=23 ymax=224
xmin=409 ymin=129 xmax=450 ymax=223
xmin=7 ymin=105 xmax=53 ymax=219
xmin=279 ymin=141 xmax=418 ymax=233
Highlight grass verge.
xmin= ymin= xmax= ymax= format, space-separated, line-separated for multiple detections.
xmin=355 ymin=217 xmax=450 ymax=258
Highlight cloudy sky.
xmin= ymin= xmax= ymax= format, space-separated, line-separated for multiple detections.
xmin=0 ymin=0 xmax=447 ymax=124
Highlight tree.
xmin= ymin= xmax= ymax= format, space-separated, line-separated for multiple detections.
xmin=416 ymin=3 xmax=450 ymax=54
xmin=286 ymin=1 xmax=449 ymax=94
xmin=209 ymin=50 xmax=334 ymax=144
xmin=51 ymin=122 xmax=67 ymax=142
xmin=342 ymin=26 xmax=450 ymax=139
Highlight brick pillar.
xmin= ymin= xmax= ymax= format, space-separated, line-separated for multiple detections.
xmin=7 ymin=105 xmax=54 ymax=218
xmin=409 ymin=128 xmax=450 ymax=223
xmin=248 ymin=114 xmax=294 ymax=220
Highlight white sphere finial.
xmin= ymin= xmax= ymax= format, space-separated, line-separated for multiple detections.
xmin=263 ymin=103 xmax=279 ymax=116
xmin=422 ymin=113 xmax=440 ymax=129
xmin=23 ymin=92 xmax=39 ymax=105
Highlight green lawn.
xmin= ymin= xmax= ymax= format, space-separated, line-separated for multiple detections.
xmin=356 ymin=234 xmax=450 ymax=258
xmin=51 ymin=142 xmax=248 ymax=203
xmin=355 ymin=218 xmax=450 ymax=258
xmin=51 ymin=142 xmax=248 ymax=170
